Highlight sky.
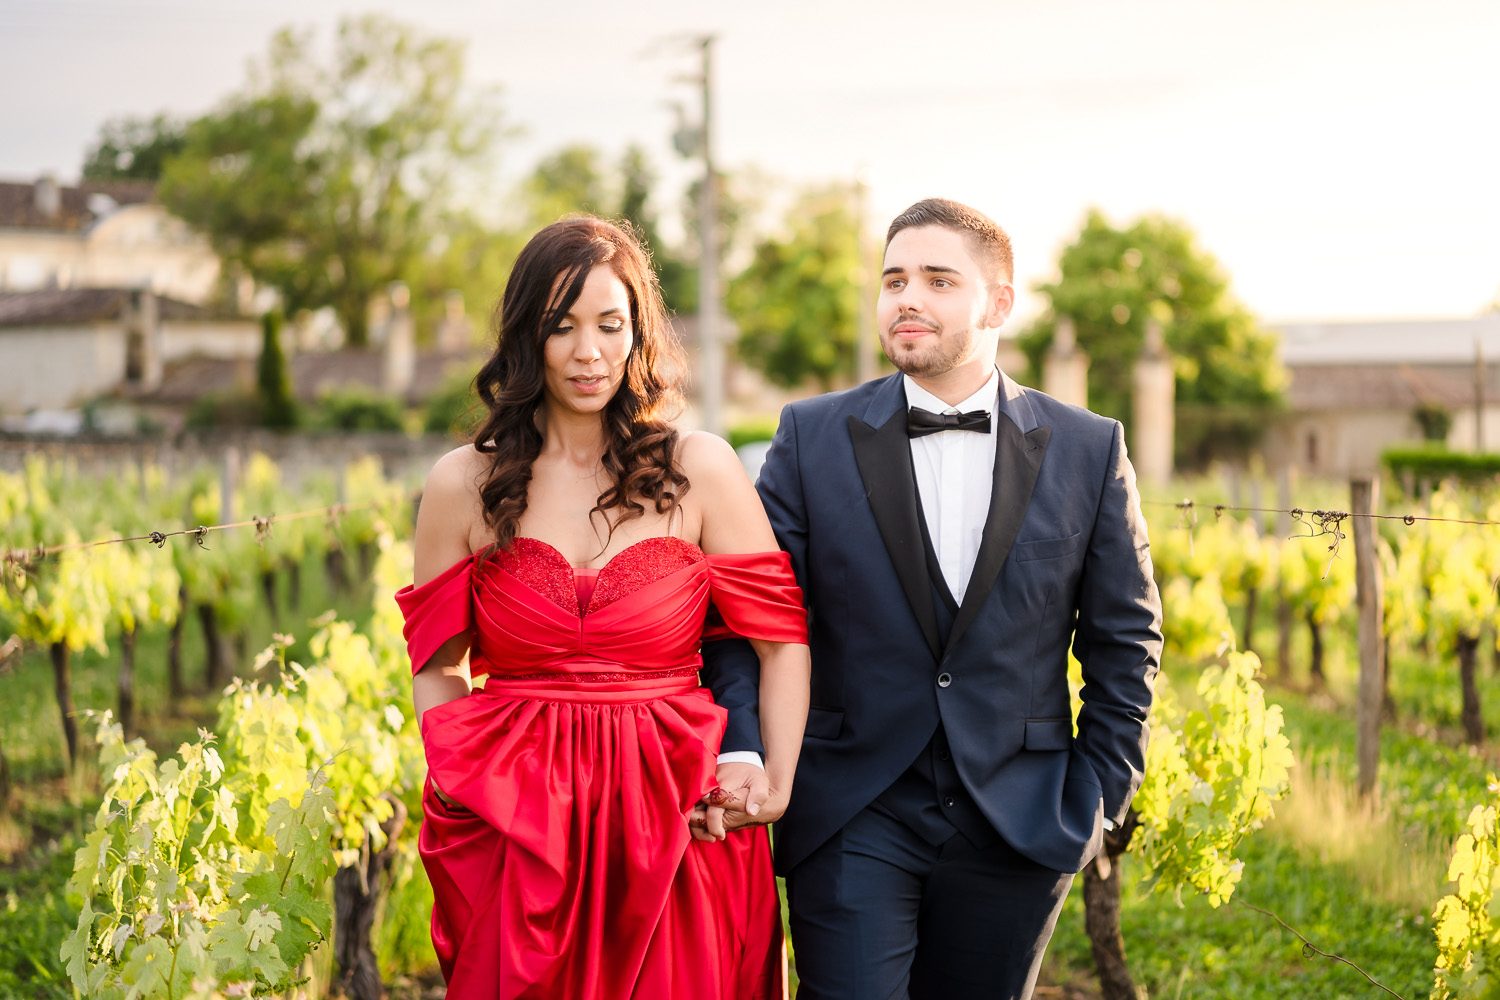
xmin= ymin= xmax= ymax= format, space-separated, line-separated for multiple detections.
xmin=2 ymin=0 xmax=1498 ymax=325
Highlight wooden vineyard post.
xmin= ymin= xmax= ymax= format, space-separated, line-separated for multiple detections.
xmin=1352 ymin=478 xmax=1384 ymax=799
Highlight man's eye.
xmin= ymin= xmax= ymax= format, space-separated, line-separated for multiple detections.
xmin=932 ymin=279 xmax=951 ymax=289
xmin=886 ymin=278 xmax=905 ymax=291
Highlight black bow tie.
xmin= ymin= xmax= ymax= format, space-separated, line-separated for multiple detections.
xmin=906 ymin=407 xmax=992 ymax=438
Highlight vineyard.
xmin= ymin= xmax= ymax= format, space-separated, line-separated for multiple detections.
xmin=4 ymin=455 xmax=1500 ymax=998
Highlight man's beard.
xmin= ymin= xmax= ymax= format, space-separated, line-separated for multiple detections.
xmin=881 ymin=323 xmax=972 ymax=379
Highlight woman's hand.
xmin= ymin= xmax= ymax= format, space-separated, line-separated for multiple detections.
xmin=687 ymin=762 xmax=790 ymax=842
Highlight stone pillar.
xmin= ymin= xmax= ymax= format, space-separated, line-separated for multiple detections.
xmin=381 ymin=282 xmax=415 ymax=397
xmin=1043 ymin=316 xmax=1089 ymax=408
xmin=434 ymin=289 xmax=474 ymax=351
xmin=1131 ymin=319 xmax=1175 ymax=486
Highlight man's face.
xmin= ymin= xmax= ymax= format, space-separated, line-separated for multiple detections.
xmin=876 ymin=225 xmax=1012 ymax=380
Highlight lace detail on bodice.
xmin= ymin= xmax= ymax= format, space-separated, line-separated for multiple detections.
xmin=491 ymin=538 xmax=579 ymax=615
xmin=491 ymin=536 xmax=705 ymax=618
xmin=586 ymin=537 xmax=704 ymax=614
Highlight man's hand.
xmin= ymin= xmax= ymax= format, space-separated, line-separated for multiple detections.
xmin=687 ymin=761 xmax=789 ymax=842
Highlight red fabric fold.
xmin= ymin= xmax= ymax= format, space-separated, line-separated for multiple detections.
xmin=394 ymin=553 xmax=475 ymax=675
xmin=394 ymin=538 xmax=795 ymax=999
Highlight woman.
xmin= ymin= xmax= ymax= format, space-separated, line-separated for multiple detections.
xmin=395 ymin=216 xmax=810 ymax=999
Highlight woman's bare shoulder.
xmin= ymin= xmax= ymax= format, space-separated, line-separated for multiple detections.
xmin=675 ymin=430 xmax=744 ymax=484
xmin=423 ymin=444 xmax=489 ymax=502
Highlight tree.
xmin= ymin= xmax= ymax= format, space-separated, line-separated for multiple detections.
xmin=159 ymin=15 xmax=501 ymax=347
xmin=256 ymin=310 xmax=297 ymax=429
xmin=618 ymin=145 xmax=694 ymax=314
xmin=727 ymin=184 xmax=864 ymax=391
xmin=522 ymin=145 xmax=611 ymax=228
xmin=1019 ymin=210 xmax=1285 ymax=466
xmin=81 ymin=113 xmax=188 ymax=182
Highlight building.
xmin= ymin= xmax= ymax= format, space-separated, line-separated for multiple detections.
xmin=0 ymin=287 xmax=258 ymax=424
xmin=1264 ymin=315 xmax=1500 ymax=477
xmin=0 ymin=174 xmax=221 ymax=302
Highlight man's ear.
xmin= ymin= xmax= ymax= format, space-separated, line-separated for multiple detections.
xmin=983 ymin=281 xmax=1015 ymax=330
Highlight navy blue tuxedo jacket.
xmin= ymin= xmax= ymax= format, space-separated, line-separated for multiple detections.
xmin=701 ymin=372 xmax=1162 ymax=876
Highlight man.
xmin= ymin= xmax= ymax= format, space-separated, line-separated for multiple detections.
xmin=701 ymin=197 xmax=1162 ymax=999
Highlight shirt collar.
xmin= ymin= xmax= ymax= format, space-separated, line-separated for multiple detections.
xmin=902 ymin=367 xmax=1001 ymax=416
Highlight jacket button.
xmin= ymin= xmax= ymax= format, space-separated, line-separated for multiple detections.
xmin=936 ymin=672 xmax=953 ymax=688
xmin=943 ymin=796 xmax=956 ymax=808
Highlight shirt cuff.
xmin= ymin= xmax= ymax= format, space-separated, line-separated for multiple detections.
xmin=716 ymin=751 xmax=765 ymax=769
xmin=1102 ymin=817 xmax=1116 ymax=832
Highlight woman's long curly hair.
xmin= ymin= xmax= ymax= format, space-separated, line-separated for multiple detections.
xmin=471 ymin=216 xmax=689 ymax=553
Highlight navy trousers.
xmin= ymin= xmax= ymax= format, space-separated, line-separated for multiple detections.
xmin=786 ymin=793 xmax=1073 ymax=1000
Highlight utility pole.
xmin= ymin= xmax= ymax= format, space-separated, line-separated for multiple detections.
xmin=660 ymin=33 xmax=723 ymax=432
xmin=696 ymin=36 xmax=723 ymax=436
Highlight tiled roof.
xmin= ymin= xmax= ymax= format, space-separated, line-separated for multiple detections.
xmin=1285 ymin=363 xmax=1477 ymax=412
xmin=0 ymin=287 xmax=208 ymax=328
xmin=0 ymin=178 xmax=155 ymax=231
xmin=145 ymin=347 xmax=485 ymax=405
xmin=1275 ymin=315 xmax=1500 ymax=365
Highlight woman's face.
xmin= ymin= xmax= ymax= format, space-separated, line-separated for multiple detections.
xmin=541 ymin=264 xmax=634 ymax=419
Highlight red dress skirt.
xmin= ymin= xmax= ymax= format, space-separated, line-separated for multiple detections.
xmin=395 ymin=537 xmax=807 ymax=999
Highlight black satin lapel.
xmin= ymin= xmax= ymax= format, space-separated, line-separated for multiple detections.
xmin=848 ymin=413 xmax=943 ymax=659
xmin=948 ymin=421 xmax=1052 ymax=652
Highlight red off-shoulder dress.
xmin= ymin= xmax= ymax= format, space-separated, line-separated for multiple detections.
xmin=394 ymin=536 xmax=807 ymax=999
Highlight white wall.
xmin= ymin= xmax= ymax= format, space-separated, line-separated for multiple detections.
xmin=0 ymin=324 xmax=124 ymax=411
xmin=161 ymin=320 xmax=259 ymax=362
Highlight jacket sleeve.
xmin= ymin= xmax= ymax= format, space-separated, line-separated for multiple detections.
xmin=1069 ymin=420 xmax=1163 ymax=826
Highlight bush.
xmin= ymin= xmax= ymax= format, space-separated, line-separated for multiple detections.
xmin=1383 ymin=446 xmax=1500 ymax=491
xmin=422 ymin=371 xmax=482 ymax=439
xmin=309 ymin=388 xmax=407 ymax=432
xmin=727 ymin=416 xmax=780 ymax=450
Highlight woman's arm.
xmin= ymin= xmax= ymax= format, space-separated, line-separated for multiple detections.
xmin=411 ymin=447 xmax=483 ymax=725
xmin=682 ymin=432 xmax=811 ymax=836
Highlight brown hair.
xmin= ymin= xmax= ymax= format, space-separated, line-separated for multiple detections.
xmin=470 ymin=216 xmax=689 ymax=551
xmin=885 ymin=198 xmax=1014 ymax=284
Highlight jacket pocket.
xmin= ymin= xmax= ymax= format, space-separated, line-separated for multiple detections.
xmin=805 ymin=707 xmax=844 ymax=740
xmin=1023 ymin=716 xmax=1073 ymax=751
xmin=1012 ymin=532 xmax=1081 ymax=562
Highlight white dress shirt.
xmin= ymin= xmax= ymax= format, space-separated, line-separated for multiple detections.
xmin=904 ymin=369 xmax=1001 ymax=601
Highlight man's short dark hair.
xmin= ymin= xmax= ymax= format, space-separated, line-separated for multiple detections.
xmin=885 ymin=198 xmax=1013 ymax=284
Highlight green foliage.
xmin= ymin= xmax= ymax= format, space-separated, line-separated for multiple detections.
xmin=256 ymin=310 xmax=298 ymax=430
xmin=1019 ymin=209 xmax=1284 ymax=465
xmin=1432 ymin=788 xmax=1500 ymax=999
xmin=728 ymin=184 xmax=865 ymax=390
xmin=1414 ymin=404 xmax=1455 ymax=443
xmin=522 ymin=145 xmax=611 ymax=226
xmin=309 ymin=388 xmax=407 ymax=433
xmin=62 ymin=714 xmax=338 ymax=998
xmin=81 ymin=114 xmax=188 ymax=182
xmin=1132 ymin=652 xmax=1295 ymax=908
xmin=422 ymin=370 xmax=483 ymax=439
xmin=159 ymin=14 xmax=501 ymax=347
xmin=1384 ymin=446 xmax=1500 ymax=490
xmin=726 ymin=416 xmax=780 ymax=450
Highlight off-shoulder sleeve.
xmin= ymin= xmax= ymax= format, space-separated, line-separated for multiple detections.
xmin=703 ymin=550 xmax=808 ymax=645
xmin=393 ymin=555 xmax=474 ymax=676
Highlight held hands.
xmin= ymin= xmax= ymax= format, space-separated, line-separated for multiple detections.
xmin=687 ymin=761 xmax=789 ymax=843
